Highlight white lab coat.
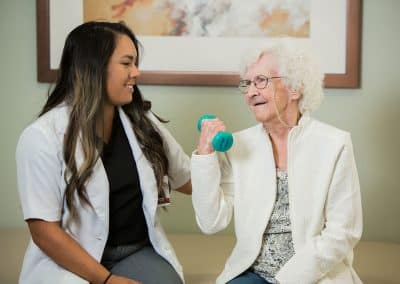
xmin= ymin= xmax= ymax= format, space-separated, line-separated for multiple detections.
xmin=16 ymin=104 xmax=190 ymax=284
xmin=191 ymin=114 xmax=363 ymax=284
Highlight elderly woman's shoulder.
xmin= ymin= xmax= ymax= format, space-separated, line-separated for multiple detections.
xmin=233 ymin=124 xmax=263 ymax=138
xmin=308 ymin=118 xmax=352 ymax=143
xmin=230 ymin=124 xmax=267 ymax=151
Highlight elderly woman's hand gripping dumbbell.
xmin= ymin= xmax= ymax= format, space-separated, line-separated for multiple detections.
xmin=197 ymin=114 xmax=233 ymax=154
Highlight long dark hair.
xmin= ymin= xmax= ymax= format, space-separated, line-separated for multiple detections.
xmin=40 ymin=21 xmax=169 ymax=221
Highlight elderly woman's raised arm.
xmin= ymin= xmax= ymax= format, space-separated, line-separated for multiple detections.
xmin=191 ymin=152 xmax=235 ymax=234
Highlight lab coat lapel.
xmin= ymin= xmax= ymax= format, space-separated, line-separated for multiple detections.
xmin=55 ymin=105 xmax=109 ymax=224
xmin=118 ymin=108 xmax=158 ymax=224
xmin=72 ymin=136 xmax=109 ymax=224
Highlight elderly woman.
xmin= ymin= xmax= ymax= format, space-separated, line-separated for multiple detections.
xmin=191 ymin=42 xmax=362 ymax=284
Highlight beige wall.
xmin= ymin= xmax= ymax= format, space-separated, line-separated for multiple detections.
xmin=1 ymin=0 xmax=399 ymax=242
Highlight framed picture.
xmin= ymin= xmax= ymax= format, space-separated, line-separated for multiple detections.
xmin=36 ymin=0 xmax=361 ymax=88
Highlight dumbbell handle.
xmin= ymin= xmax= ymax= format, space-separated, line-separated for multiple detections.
xmin=197 ymin=114 xmax=233 ymax=152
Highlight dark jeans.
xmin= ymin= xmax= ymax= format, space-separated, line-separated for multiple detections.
xmin=101 ymin=241 xmax=182 ymax=284
xmin=227 ymin=270 xmax=274 ymax=284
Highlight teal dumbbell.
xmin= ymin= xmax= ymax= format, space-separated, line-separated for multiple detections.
xmin=197 ymin=114 xmax=233 ymax=152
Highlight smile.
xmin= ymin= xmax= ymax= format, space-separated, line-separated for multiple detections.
xmin=125 ymin=84 xmax=134 ymax=91
xmin=254 ymin=102 xmax=266 ymax=106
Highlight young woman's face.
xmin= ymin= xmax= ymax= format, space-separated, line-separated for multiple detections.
xmin=106 ymin=34 xmax=140 ymax=107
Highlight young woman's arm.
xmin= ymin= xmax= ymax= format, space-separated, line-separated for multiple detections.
xmin=27 ymin=219 xmax=141 ymax=284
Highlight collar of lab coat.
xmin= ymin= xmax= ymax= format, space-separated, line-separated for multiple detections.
xmin=54 ymin=105 xmax=159 ymax=226
xmin=118 ymin=108 xmax=158 ymax=225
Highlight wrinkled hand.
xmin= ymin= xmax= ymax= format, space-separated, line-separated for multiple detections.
xmin=197 ymin=118 xmax=226 ymax=155
xmin=108 ymin=274 xmax=142 ymax=284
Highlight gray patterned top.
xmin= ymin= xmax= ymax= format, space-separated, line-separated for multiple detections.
xmin=251 ymin=169 xmax=295 ymax=284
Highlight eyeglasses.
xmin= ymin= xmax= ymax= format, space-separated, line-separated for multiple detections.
xmin=238 ymin=75 xmax=283 ymax=94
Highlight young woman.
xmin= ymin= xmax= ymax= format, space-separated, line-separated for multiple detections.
xmin=16 ymin=21 xmax=191 ymax=284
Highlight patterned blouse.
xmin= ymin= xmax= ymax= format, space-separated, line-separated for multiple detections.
xmin=251 ymin=169 xmax=295 ymax=284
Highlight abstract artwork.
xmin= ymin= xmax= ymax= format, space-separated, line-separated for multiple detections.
xmin=84 ymin=0 xmax=310 ymax=38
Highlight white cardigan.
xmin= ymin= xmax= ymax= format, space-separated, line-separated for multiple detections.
xmin=16 ymin=105 xmax=190 ymax=284
xmin=191 ymin=115 xmax=363 ymax=284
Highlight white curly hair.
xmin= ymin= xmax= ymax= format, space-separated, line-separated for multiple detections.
xmin=239 ymin=40 xmax=324 ymax=114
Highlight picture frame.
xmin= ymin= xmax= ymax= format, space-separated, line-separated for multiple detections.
xmin=36 ymin=0 xmax=361 ymax=88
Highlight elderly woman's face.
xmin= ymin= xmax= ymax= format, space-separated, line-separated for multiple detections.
xmin=243 ymin=53 xmax=295 ymax=124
